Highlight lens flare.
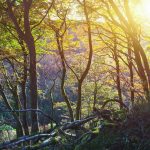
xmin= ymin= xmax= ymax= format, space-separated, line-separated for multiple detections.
xmin=134 ymin=0 xmax=150 ymax=21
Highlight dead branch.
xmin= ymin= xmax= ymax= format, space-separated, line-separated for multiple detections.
xmin=0 ymin=134 xmax=52 ymax=149
xmin=0 ymin=115 xmax=97 ymax=149
xmin=101 ymin=99 xmax=128 ymax=110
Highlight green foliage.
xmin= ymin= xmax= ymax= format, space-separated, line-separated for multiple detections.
xmin=0 ymin=124 xmax=14 ymax=131
xmin=75 ymin=130 xmax=118 ymax=150
xmin=74 ymin=103 xmax=150 ymax=150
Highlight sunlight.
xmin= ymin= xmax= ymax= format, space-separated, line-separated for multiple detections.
xmin=134 ymin=0 xmax=150 ymax=21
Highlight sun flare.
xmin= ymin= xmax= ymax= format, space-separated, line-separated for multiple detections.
xmin=134 ymin=0 xmax=150 ymax=21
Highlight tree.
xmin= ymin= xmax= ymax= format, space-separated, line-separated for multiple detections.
xmin=106 ymin=0 xmax=150 ymax=101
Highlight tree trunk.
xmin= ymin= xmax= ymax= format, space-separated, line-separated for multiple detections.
xmin=56 ymin=35 xmax=74 ymax=122
xmin=93 ymin=80 xmax=98 ymax=110
xmin=26 ymin=37 xmax=39 ymax=133
xmin=76 ymin=0 xmax=93 ymax=120
xmin=20 ymin=42 xmax=29 ymax=135
xmin=23 ymin=0 xmax=39 ymax=133
xmin=21 ymin=78 xmax=29 ymax=135
xmin=76 ymin=82 xmax=82 ymax=120
xmin=132 ymin=39 xmax=150 ymax=101
xmin=128 ymin=41 xmax=134 ymax=104
xmin=113 ymin=36 xmax=123 ymax=109
xmin=6 ymin=0 xmax=39 ymax=133
xmin=114 ymin=50 xmax=123 ymax=108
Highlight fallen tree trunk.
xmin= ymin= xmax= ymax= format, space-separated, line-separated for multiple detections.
xmin=1 ymin=107 xmax=119 ymax=149
xmin=0 ymin=115 xmax=97 ymax=149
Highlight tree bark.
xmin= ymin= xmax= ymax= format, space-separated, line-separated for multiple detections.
xmin=113 ymin=38 xmax=123 ymax=109
xmin=127 ymin=41 xmax=134 ymax=104
xmin=6 ymin=0 xmax=39 ymax=133
xmin=132 ymin=39 xmax=150 ymax=101
xmin=93 ymin=80 xmax=98 ymax=110
xmin=21 ymin=44 xmax=29 ymax=135
xmin=56 ymin=35 xmax=74 ymax=122
xmin=23 ymin=0 xmax=39 ymax=133
xmin=76 ymin=0 xmax=93 ymax=120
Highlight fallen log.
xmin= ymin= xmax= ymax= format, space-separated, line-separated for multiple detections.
xmin=0 ymin=115 xmax=98 ymax=149
xmin=0 ymin=134 xmax=52 ymax=149
xmin=1 ymin=109 xmax=117 ymax=149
